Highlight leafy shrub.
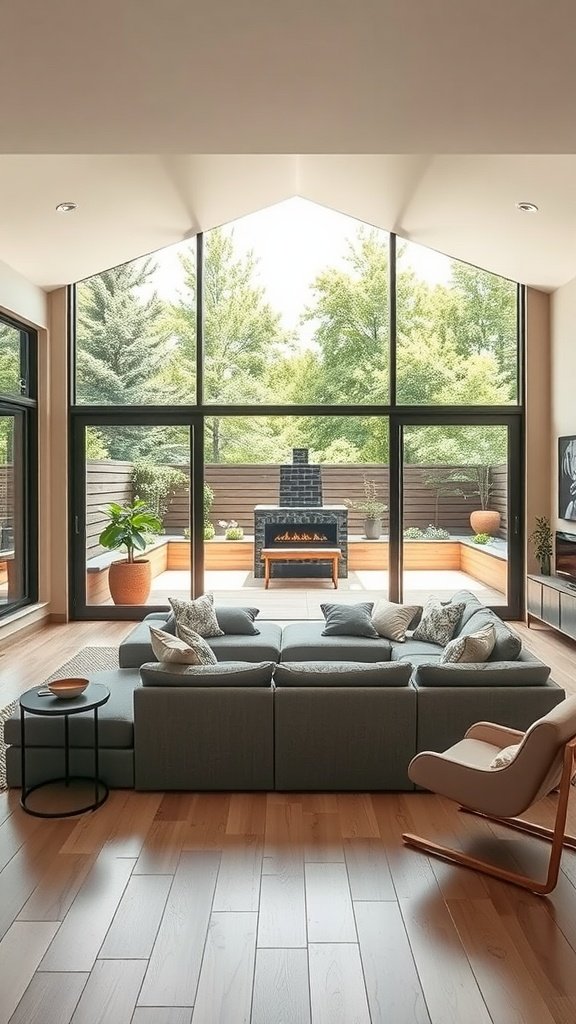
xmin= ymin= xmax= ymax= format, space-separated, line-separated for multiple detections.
xmin=403 ymin=527 xmax=424 ymax=539
xmin=471 ymin=532 xmax=491 ymax=545
xmin=133 ymin=463 xmax=188 ymax=523
xmin=204 ymin=523 xmax=215 ymax=540
xmin=423 ymin=524 xmax=450 ymax=540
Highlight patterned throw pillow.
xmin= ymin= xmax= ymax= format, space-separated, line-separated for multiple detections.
xmin=439 ymin=624 xmax=496 ymax=664
xmin=489 ymin=743 xmax=521 ymax=769
xmin=176 ymin=624 xmax=218 ymax=665
xmin=371 ymin=598 xmax=422 ymax=642
xmin=149 ymin=626 xmax=200 ymax=665
xmin=412 ymin=600 xmax=465 ymax=647
xmin=168 ymin=594 xmax=224 ymax=638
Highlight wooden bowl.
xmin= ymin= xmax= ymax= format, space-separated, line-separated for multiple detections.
xmin=47 ymin=677 xmax=89 ymax=699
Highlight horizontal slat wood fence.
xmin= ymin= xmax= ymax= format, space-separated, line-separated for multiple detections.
xmin=86 ymin=460 xmax=508 ymax=557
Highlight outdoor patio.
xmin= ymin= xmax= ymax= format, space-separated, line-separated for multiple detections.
xmin=142 ymin=566 xmax=506 ymax=617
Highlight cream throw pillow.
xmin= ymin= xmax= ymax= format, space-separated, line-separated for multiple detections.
xmin=489 ymin=743 xmax=521 ymax=769
xmin=439 ymin=624 xmax=496 ymax=664
xmin=149 ymin=626 xmax=200 ymax=665
xmin=371 ymin=598 xmax=422 ymax=642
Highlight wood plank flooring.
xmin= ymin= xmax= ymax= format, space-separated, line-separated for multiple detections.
xmin=0 ymin=616 xmax=575 ymax=1022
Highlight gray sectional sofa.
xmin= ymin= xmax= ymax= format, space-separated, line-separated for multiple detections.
xmin=4 ymin=591 xmax=565 ymax=792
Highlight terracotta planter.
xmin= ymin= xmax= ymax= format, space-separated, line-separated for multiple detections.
xmin=470 ymin=509 xmax=501 ymax=536
xmin=108 ymin=559 xmax=151 ymax=605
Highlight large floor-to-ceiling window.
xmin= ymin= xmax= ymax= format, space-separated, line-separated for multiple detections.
xmin=70 ymin=197 xmax=522 ymax=619
xmin=0 ymin=313 xmax=37 ymax=615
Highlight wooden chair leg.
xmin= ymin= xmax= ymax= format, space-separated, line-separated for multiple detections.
xmin=403 ymin=742 xmax=576 ymax=895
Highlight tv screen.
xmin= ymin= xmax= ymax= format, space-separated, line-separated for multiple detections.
xmin=558 ymin=436 xmax=576 ymax=520
xmin=555 ymin=531 xmax=576 ymax=584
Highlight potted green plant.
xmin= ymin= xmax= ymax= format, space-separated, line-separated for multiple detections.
xmin=530 ymin=515 xmax=553 ymax=576
xmin=99 ymin=499 xmax=162 ymax=604
xmin=218 ymin=518 xmax=244 ymax=540
xmin=347 ymin=479 xmax=388 ymax=540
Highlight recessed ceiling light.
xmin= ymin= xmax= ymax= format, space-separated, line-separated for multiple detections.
xmin=515 ymin=201 xmax=539 ymax=213
xmin=55 ymin=201 xmax=78 ymax=214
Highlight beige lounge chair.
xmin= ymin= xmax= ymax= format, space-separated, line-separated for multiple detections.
xmin=403 ymin=696 xmax=576 ymax=894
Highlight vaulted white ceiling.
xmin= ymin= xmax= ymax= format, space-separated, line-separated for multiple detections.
xmin=2 ymin=2 xmax=576 ymax=291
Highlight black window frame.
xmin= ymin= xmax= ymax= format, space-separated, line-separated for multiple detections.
xmin=68 ymin=224 xmax=526 ymax=621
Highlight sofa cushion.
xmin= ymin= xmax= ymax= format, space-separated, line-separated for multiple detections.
xmin=140 ymin=660 xmax=274 ymax=687
xmin=321 ymin=602 xmax=378 ymax=638
xmin=371 ymin=599 xmax=422 ymax=642
xmin=413 ymin=656 xmax=551 ymax=687
xmin=273 ymin=661 xmax=411 ymax=687
xmin=281 ymin=621 xmax=392 ymax=663
xmin=208 ymin=623 xmax=282 ymax=663
xmin=169 ymin=593 xmax=224 ymax=638
xmin=412 ymin=600 xmax=465 ymax=646
xmin=149 ymin=626 xmax=201 ymax=664
xmin=391 ymin=639 xmax=443 ymax=663
xmin=439 ymin=624 xmax=496 ymax=664
xmin=458 ymin=609 xmax=522 ymax=661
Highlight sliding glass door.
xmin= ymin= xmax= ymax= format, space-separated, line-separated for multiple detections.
xmin=393 ymin=415 xmax=522 ymax=618
xmin=71 ymin=417 xmax=202 ymax=618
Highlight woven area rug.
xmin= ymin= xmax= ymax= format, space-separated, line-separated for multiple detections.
xmin=0 ymin=646 xmax=120 ymax=791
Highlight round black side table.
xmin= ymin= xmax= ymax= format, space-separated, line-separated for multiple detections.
xmin=19 ymin=682 xmax=110 ymax=818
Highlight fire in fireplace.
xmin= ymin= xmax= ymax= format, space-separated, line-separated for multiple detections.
xmin=265 ymin=522 xmax=338 ymax=548
xmin=275 ymin=530 xmax=330 ymax=544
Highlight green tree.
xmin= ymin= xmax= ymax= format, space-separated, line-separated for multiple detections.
xmin=76 ymin=258 xmax=173 ymax=411
xmin=167 ymin=228 xmax=293 ymax=461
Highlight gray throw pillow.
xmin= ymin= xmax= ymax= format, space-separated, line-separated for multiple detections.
xmin=321 ymin=602 xmax=378 ymax=638
xmin=412 ymin=600 xmax=465 ymax=647
xmin=214 ymin=606 xmax=260 ymax=636
xmin=140 ymin=660 xmax=274 ymax=687
xmin=273 ymin=661 xmax=411 ymax=687
xmin=168 ymin=593 xmax=224 ymax=638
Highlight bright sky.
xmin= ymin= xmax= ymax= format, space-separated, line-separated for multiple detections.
xmin=150 ymin=197 xmax=452 ymax=344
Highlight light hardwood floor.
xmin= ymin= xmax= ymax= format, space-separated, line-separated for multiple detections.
xmin=0 ymin=616 xmax=575 ymax=1023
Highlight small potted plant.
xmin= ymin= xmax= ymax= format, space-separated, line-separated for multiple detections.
xmin=99 ymin=498 xmax=162 ymax=604
xmin=530 ymin=515 xmax=553 ymax=576
xmin=218 ymin=518 xmax=244 ymax=540
xmin=347 ymin=479 xmax=388 ymax=540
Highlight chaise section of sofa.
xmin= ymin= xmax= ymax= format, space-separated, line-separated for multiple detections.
xmin=5 ymin=669 xmax=141 ymax=788
xmin=273 ymin=661 xmax=416 ymax=790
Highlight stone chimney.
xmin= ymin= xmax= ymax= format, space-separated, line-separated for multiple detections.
xmin=279 ymin=448 xmax=323 ymax=507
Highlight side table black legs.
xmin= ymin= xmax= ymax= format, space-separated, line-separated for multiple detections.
xmin=19 ymin=683 xmax=110 ymax=818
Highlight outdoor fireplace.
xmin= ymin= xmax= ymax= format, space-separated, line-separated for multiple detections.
xmin=253 ymin=448 xmax=348 ymax=579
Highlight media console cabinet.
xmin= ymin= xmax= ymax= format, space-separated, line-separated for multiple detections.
xmin=527 ymin=573 xmax=576 ymax=641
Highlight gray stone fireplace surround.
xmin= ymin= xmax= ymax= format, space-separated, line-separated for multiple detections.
xmin=254 ymin=449 xmax=348 ymax=579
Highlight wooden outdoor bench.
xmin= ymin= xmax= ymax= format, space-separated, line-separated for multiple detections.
xmin=261 ymin=547 xmax=342 ymax=588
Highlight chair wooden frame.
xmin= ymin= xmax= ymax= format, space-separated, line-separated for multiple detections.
xmin=402 ymin=738 xmax=576 ymax=895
